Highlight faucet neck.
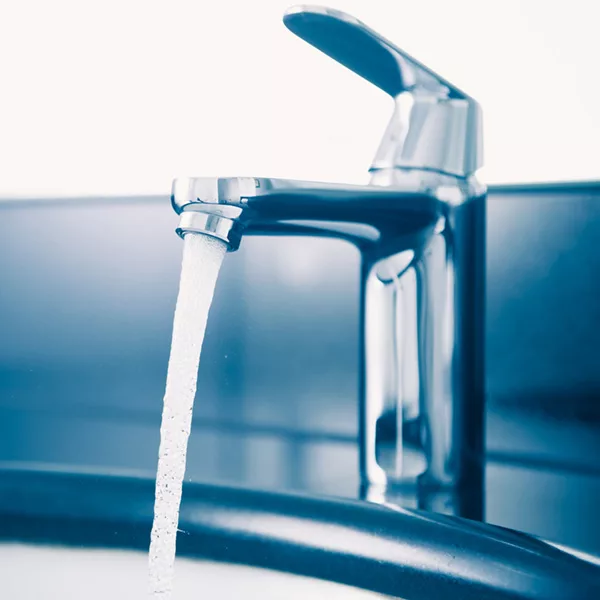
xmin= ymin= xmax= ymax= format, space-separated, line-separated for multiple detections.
xmin=368 ymin=166 xmax=486 ymax=207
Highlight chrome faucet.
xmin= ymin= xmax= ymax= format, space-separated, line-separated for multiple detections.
xmin=172 ymin=6 xmax=486 ymax=516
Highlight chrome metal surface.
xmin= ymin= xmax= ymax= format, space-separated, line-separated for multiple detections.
xmin=176 ymin=208 xmax=244 ymax=250
xmin=172 ymin=6 xmax=485 ymax=513
xmin=1 ymin=468 xmax=599 ymax=600
xmin=284 ymin=5 xmax=483 ymax=179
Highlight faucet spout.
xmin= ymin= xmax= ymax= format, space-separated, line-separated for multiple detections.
xmin=172 ymin=176 xmax=443 ymax=251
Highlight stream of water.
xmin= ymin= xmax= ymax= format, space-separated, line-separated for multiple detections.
xmin=148 ymin=233 xmax=228 ymax=598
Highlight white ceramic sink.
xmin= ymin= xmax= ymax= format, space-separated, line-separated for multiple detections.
xmin=1 ymin=544 xmax=390 ymax=600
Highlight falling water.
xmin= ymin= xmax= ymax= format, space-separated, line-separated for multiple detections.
xmin=149 ymin=233 xmax=228 ymax=598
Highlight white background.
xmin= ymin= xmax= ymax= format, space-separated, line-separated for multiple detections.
xmin=0 ymin=0 xmax=598 ymax=197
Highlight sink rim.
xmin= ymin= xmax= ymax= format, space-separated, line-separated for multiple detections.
xmin=0 ymin=464 xmax=598 ymax=600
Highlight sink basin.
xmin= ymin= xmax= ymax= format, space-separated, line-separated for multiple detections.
xmin=1 ymin=466 xmax=599 ymax=600
xmin=1 ymin=544 xmax=386 ymax=599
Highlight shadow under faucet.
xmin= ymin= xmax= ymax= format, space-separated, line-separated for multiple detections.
xmin=171 ymin=5 xmax=486 ymax=521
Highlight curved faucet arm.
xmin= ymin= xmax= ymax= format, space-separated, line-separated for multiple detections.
xmin=283 ymin=5 xmax=483 ymax=178
xmin=172 ymin=176 xmax=444 ymax=251
xmin=172 ymin=176 xmax=441 ymax=214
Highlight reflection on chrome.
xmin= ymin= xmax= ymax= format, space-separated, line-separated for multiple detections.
xmin=171 ymin=6 xmax=486 ymax=518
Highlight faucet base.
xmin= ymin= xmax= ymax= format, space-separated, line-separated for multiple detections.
xmin=361 ymin=478 xmax=485 ymax=521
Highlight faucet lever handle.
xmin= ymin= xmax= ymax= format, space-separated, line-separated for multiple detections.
xmin=283 ymin=5 xmax=483 ymax=178
xmin=283 ymin=5 xmax=464 ymax=99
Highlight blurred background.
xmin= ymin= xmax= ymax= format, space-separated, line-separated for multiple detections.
xmin=1 ymin=0 xmax=599 ymax=554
